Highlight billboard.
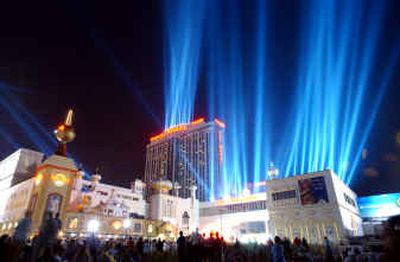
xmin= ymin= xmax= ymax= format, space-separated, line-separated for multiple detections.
xmin=298 ymin=176 xmax=329 ymax=205
xmin=357 ymin=193 xmax=400 ymax=218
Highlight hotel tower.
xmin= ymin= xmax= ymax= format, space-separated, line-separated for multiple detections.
xmin=145 ymin=118 xmax=225 ymax=201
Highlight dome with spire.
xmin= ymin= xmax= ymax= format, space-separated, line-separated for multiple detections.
xmin=152 ymin=179 xmax=173 ymax=194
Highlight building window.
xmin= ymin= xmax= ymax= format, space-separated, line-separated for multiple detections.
xmin=134 ymin=223 xmax=142 ymax=233
xmin=272 ymin=190 xmax=297 ymax=201
xmin=68 ymin=217 xmax=78 ymax=229
xmin=182 ymin=211 xmax=190 ymax=225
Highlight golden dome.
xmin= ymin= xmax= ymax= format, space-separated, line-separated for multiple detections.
xmin=54 ymin=109 xmax=76 ymax=144
xmin=54 ymin=124 xmax=76 ymax=143
xmin=152 ymin=180 xmax=173 ymax=193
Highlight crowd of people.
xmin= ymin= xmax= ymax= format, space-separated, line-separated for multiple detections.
xmin=0 ymin=212 xmax=399 ymax=261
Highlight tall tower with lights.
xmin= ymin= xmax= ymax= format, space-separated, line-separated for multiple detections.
xmin=28 ymin=110 xmax=79 ymax=233
xmin=145 ymin=118 xmax=225 ymax=201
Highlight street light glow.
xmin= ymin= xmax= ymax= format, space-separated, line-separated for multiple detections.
xmin=123 ymin=219 xmax=131 ymax=229
xmin=87 ymin=219 xmax=100 ymax=232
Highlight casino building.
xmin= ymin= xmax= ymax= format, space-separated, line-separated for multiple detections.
xmin=145 ymin=118 xmax=225 ymax=201
xmin=197 ymin=170 xmax=364 ymax=244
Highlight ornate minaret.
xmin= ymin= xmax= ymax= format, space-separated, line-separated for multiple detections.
xmin=54 ymin=109 xmax=76 ymax=156
xmin=28 ymin=109 xmax=79 ymax=234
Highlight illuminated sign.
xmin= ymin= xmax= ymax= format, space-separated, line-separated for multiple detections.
xmin=357 ymin=193 xmax=400 ymax=218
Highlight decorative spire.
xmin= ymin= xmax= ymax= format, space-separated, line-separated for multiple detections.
xmin=54 ymin=109 xmax=76 ymax=156
xmin=65 ymin=109 xmax=73 ymax=126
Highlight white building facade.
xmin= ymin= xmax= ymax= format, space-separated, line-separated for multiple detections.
xmin=150 ymin=181 xmax=199 ymax=235
xmin=265 ymin=169 xmax=363 ymax=244
xmin=0 ymin=149 xmax=43 ymax=216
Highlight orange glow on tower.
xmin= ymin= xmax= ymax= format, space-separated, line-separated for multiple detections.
xmin=214 ymin=118 xmax=226 ymax=128
xmin=150 ymin=117 xmax=206 ymax=142
xmin=191 ymin=117 xmax=205 ymax=125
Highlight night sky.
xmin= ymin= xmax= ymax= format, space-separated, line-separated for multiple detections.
xmin=0 ymin=0 xmax=399 ymax=196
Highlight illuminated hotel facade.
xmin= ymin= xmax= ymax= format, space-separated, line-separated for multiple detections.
xmin=145 ymin=118 xmax=225 ymax=201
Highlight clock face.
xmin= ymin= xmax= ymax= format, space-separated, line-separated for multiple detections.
xmin=51 ymin=173 xmax=69 ymax=187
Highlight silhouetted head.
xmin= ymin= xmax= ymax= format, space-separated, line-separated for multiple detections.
xmin=274 ymin=236 xmax=281 ymax=244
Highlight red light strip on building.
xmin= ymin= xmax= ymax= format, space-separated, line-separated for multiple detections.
xmin=150 ymin=118 xmax=205 ymax=142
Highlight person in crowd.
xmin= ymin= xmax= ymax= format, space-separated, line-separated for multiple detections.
xmin=293 ymin=237 xmax=301 ymax=247
xmin=126 ymin=236 xmax=134 ymax=249
xmin=54 ymin=213 xmax=62 ymax=237
xmin=1 ymin=228 xmax=364 ymax=261
xmin=36 ymin=212 xmax=58 ymax=260
xmin=324 ymin=236 xmax=334 ymax=262
xmin=282 ymin=237 xmax=292 ymax=260
xmin=13 ymin=211 xmax=32 ymax=243
xmin=156 ymin=238 xmax=163 ymax=252
xmin=136 ymin=236 xmax=144 ymax=257
xmin=190 ymin=228 xmax=203 ymax=262
xmin=301 ymin=237 xmax=309 ymax=251
xmin=177 ymin=231 xmax=186 ymax=261
xmin=382 ymin=214 xmax=400 ymax=262
xmin=272 ymin=236 xmax=286 ymax=262
xmin=87 ymin=233 xmax=100 ymax=260
xmin=143 ymin=239 xmax=150 ymax=254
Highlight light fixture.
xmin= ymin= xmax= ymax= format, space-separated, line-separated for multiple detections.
xmin=267 ymin=162 xmax=279 ymax=179
xmin=111 ymin=220 xmax=123 ymax=230
xmin=87 ymin=219 xmax=100 ymax=232
xmin=123 ymin=219 xmax=131 ymax=229
xmin=51 ymin=173 xmax=69 ymax=187
xmin=35 ymin=173 xmax=43 ymax=186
